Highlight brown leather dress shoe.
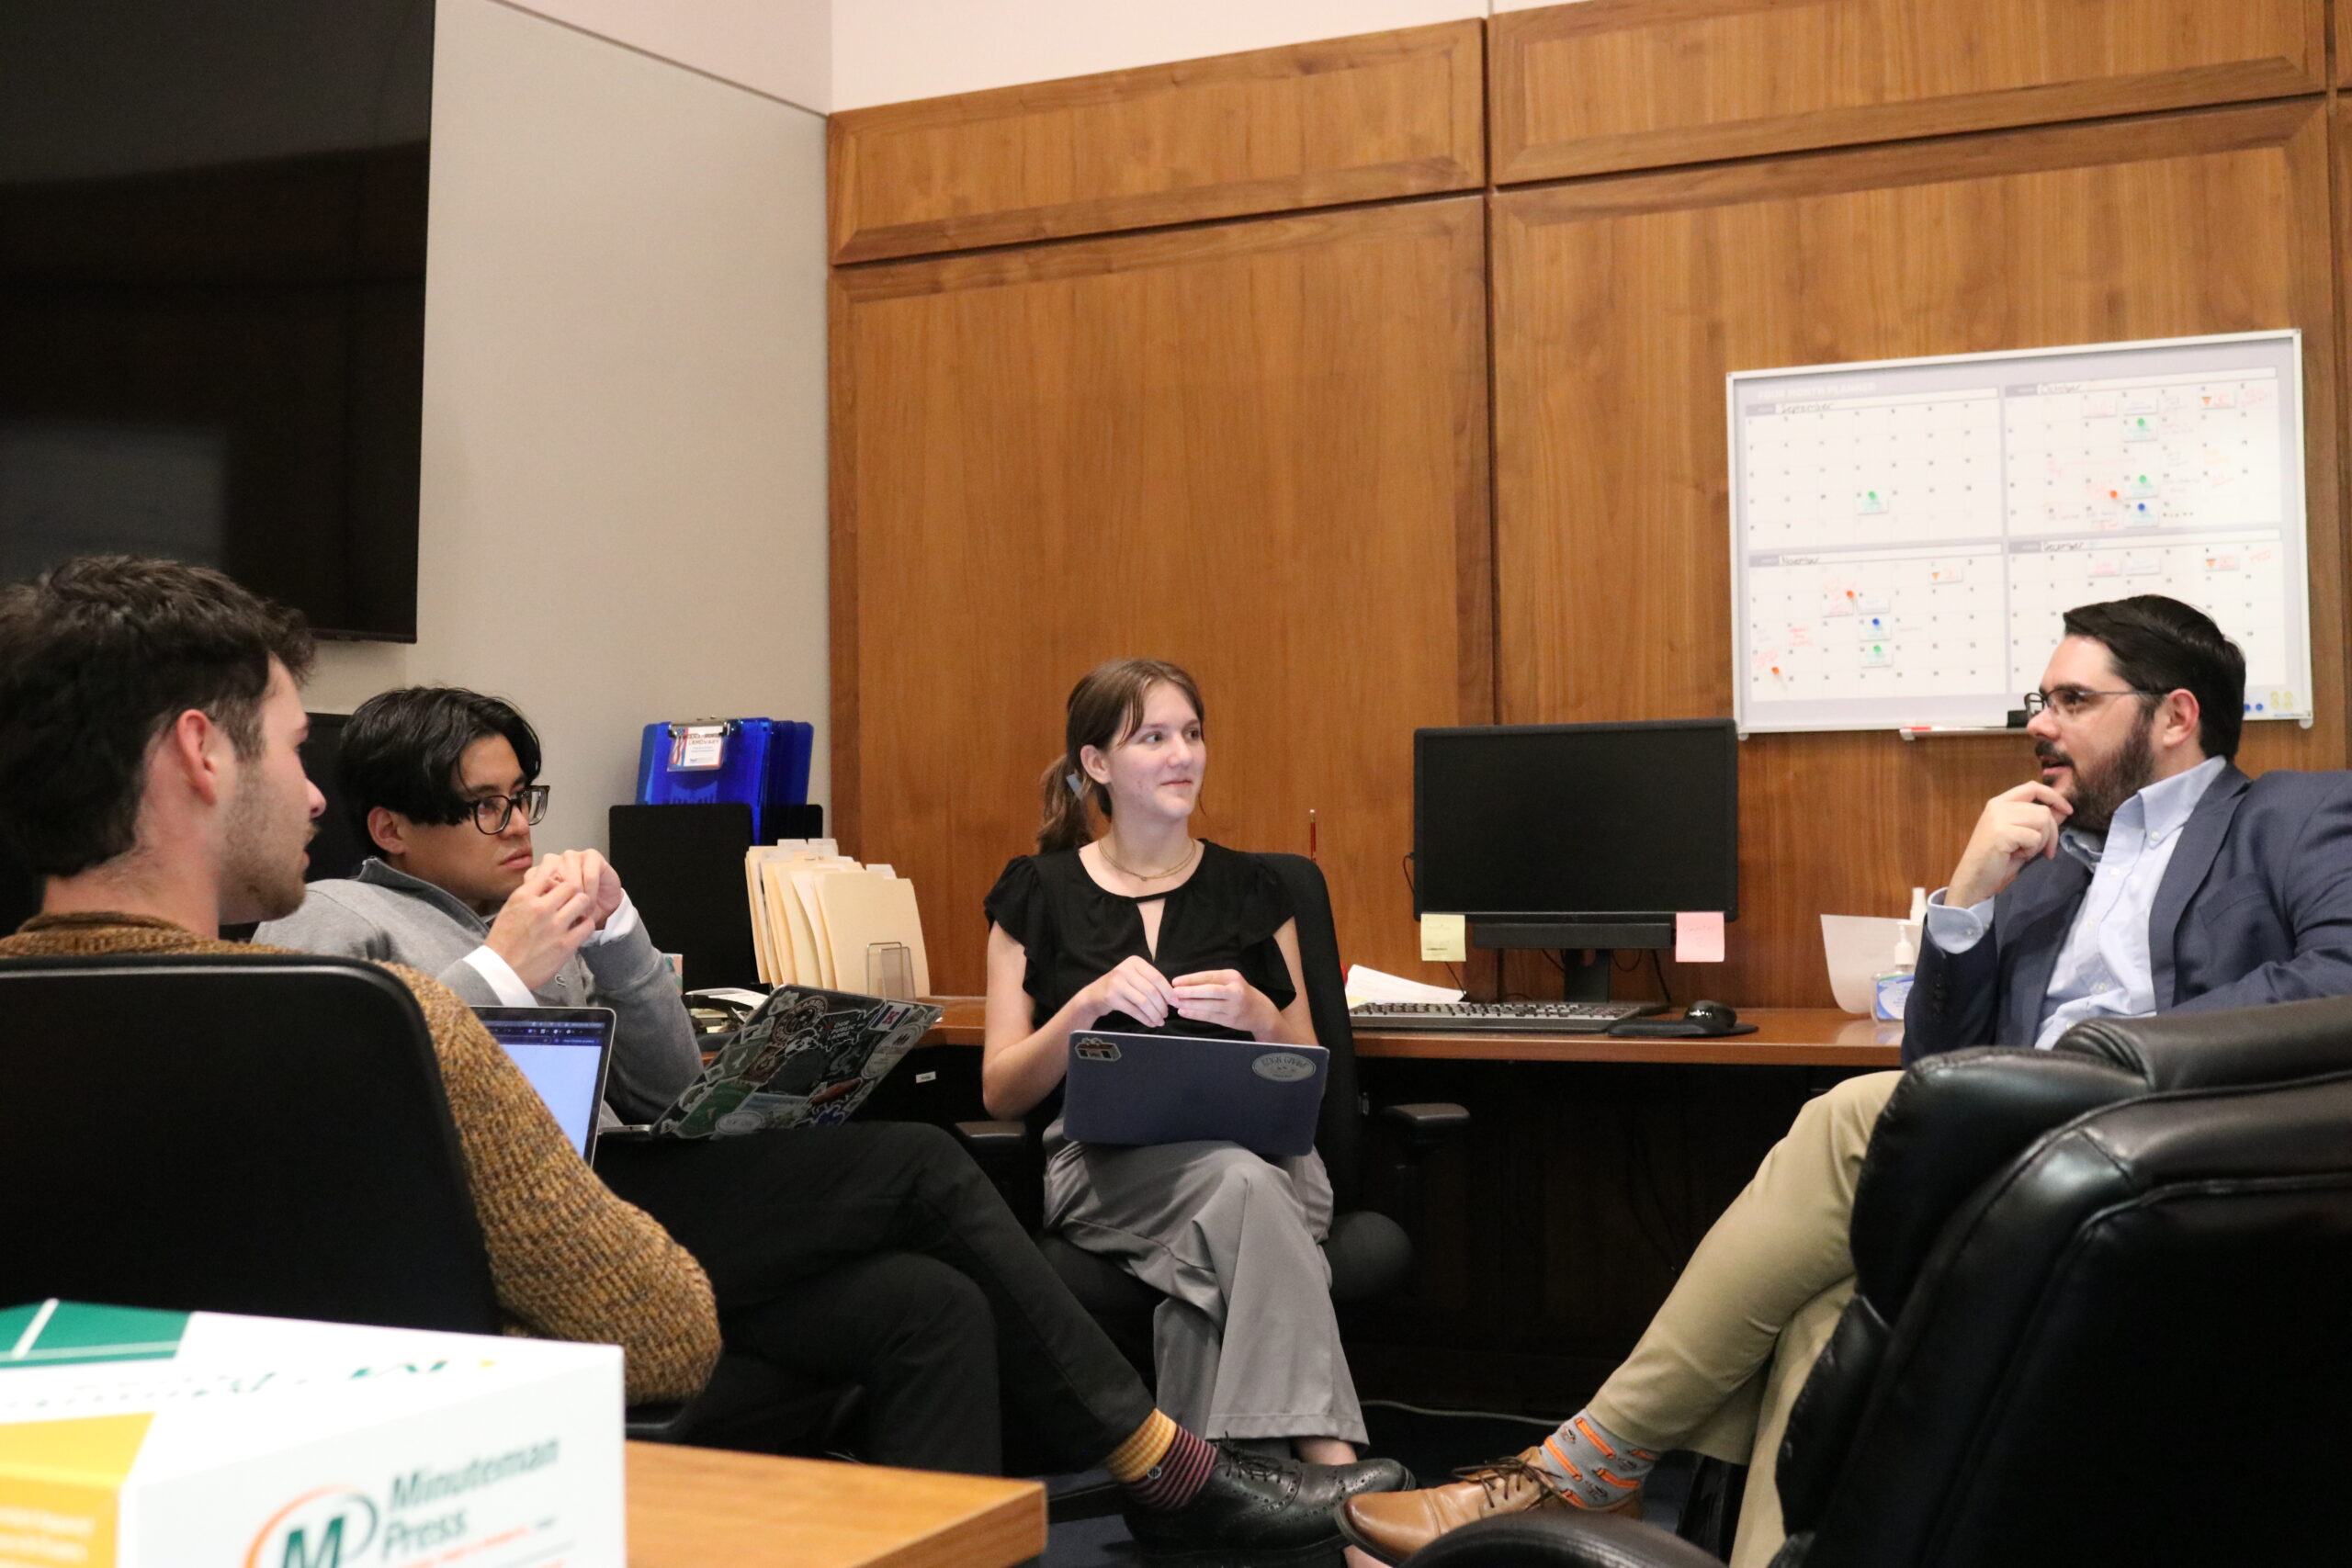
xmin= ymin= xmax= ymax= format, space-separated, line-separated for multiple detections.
xmin=1333 ymin=1448 xmax=1642 ymax=1565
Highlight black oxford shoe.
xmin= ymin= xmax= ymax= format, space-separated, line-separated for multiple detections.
xmin=1126 ymin=1448 xmax=1414 ymax=1568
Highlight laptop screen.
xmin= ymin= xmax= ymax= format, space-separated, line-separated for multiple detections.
xmin=474 ymin=1007 xmax=613 ymax=1158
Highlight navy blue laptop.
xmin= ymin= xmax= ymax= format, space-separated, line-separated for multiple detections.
xmin=1061 ymin=1030 xmax=1329 ymax=1159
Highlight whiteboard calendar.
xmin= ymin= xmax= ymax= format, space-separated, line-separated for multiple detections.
xmin=1728 ymin=332 xmax=2312 ymax=734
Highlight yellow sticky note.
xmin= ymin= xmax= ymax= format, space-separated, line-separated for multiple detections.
xmin=1419 ymin=913 xmax=1468 ymax=963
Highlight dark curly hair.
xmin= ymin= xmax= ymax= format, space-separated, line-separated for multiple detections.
xmin=0 ymin=556 xmax=315 ymax=876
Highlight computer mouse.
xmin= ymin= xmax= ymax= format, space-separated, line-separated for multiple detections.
xmin=1685 ymin=999 xmax=1738 ymax=1035
xmin=1607 ymin=1000 xmax=1755 ymax=1038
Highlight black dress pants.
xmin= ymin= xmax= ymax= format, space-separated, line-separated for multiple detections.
xmin=596 ymin=1120 xmax=1154 ymax=1474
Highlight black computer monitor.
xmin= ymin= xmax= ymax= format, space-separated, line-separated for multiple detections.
xmin=1413 ymin=719 xmax=1738 ymax=997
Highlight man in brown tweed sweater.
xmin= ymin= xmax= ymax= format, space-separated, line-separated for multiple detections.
xmin=0 ymin=556 xmax=719 ymax=1404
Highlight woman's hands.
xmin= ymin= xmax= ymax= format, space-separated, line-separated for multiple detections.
xmin=987 ymin=927 xmax=1309 ymax=1119
xmin=1075 ymin=959 xmax=1279 ymax=1038
xmin=1077 ymin=954 xmax=1182 ymax=1029
xmin=1170 ymin=968 xmax=1282 ymax=1039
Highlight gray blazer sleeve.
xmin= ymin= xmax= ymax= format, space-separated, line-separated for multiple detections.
xmin=578 ymin=916 xmax=703 ymax=1122
xmin=1903 ymin=921 xmax=2001 ymax=1065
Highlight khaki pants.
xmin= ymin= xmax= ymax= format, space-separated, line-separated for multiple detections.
xmin=1586 ymin=1070 xmax=1901 ymax=1568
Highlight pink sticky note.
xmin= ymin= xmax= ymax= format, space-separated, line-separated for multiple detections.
xmin=1676 ymin=911 xmax=1725 ymax=964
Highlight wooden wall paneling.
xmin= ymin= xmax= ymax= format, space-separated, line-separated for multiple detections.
xmin=827 ymin=22 xmax=1483 ymax=264
xmin=2337 ymin=99 xmax=2352 ymax=696
xmin=1494 ymin=102 xmax=2344 ymax=1008
xmin=831 ymin=197 xmax=1493 ymax=993
xmin=1491 ymin=0 xmax=2325 ymax=185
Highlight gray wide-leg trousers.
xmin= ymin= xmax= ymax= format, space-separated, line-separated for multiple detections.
xmin=1044 ymin=1134 xmax=1369 ymax=1445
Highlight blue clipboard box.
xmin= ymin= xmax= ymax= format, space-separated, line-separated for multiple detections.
xmin=633 ymin=718 xmax=813 ymax=842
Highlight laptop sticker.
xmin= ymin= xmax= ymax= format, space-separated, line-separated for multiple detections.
xmin=1250 ymin=1052 xmax=1318 ymax=1083
xmin=1074 ymin=1038 xmax=1123 ymax=1062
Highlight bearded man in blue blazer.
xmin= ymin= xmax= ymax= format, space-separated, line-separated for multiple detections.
xmin=1905 ymin=593 xmax=2352 ymax=1060
xmin=1340 ymin=594 xmax=2352 ymax=1568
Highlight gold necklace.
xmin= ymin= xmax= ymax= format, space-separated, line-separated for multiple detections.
xmin=1098 ymin=837 xmax=1200 ymax=883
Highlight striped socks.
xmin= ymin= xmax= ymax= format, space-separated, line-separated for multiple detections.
xmin=1105 ymin=1409 xmax=1220 ymax=1512
xmin=1530 ymin=1411 xmax=1657 ymax=1508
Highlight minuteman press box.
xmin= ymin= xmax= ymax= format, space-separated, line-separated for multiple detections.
xmin=0 ymin=1301 xmax=623 ymax=1568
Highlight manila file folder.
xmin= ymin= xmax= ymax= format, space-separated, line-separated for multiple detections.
xmin=816 ymin=871 xmax=931 ymax=998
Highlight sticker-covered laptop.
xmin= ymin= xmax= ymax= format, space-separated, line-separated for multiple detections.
xmin=632 ymin=985 xmax=941 ymax=1140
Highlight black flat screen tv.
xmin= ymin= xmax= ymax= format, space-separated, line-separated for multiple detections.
xmin=0 ymin=0 xmax=433 ymax=640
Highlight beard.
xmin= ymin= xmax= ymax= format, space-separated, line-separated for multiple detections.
xmin=2037 ymin=707 xmax=2157 ymax=835
xmin=221 ymin=768 xmax=312 ymax=922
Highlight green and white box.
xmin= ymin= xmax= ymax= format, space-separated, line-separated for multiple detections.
xmin=0 ymin=1301 xmax=623 ymax=1568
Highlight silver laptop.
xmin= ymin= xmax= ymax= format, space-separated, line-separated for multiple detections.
xmin=1061 ymin=1029 xmax=1329 ymax=1159
xmin=474 ymin=1005 xmax=616 ymax=1160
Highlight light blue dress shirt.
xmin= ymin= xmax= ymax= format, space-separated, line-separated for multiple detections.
xmin=1924 ymin=756 xmax=2228 ymax=1048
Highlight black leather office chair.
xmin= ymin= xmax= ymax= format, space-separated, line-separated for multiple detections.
xmin=962 ymin=851 xmax=1468 ymax=1381
xmin=0 ymin=953 xmax=848 ymax=1454
xmin=0 ymin=953 xmax=503 ymax=1327
xmin=1408 ymin=994 xmax=2352 ymax=1568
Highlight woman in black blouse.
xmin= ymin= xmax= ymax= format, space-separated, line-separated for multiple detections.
xmin=982 ymin=659 xmax=1368 ymax=1466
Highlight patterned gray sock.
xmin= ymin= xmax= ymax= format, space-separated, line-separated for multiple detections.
xmin=1527 ymin=1409 xmax=1657 ymax=1508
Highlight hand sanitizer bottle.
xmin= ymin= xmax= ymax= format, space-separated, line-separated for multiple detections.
xmin=1873 ymin=888 xmax=1928 ymax=1021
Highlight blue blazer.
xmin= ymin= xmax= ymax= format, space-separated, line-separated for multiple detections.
xmin=1905 ymin=763 xmax=2352 ymax=1062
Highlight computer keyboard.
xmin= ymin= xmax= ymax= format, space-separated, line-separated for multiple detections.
xmin=1347 ymin=999 xmax=1670 ymax=1034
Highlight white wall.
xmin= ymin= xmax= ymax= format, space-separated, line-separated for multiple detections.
xmin=502 ymin=0 xmax=829 ymax=114
xmin=830 ymin=0 xmax=1488 ymax=112
xmin=308 ymin=0 xmax=831 ymax=859
xmin=476 ymin=0 xmax=1600 ymax=118
xmin=482 ymin=0 xmax=1610 ymax=117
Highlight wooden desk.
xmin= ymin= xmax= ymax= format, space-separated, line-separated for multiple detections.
xmin=919 ymin=998 xmax=1903 ymax=1068
xmin=628 ymin=1441 xmax=1044 ymax=1568
xmin=1351 ymin=1009 xmax=1902 ymax=1066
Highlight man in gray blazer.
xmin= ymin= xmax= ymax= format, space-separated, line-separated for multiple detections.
xmin=1905 ymin=594 xmax=2352 ymax=1061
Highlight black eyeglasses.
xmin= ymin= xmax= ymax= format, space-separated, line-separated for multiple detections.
xmin=2021 ymin=687 xmax=2161 ymax=721
xmin=467 ymin=784 xmax=549 ymax=834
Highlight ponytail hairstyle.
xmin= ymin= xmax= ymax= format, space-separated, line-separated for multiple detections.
xmin=1035 ymin=658 xmax=1205 ymax=854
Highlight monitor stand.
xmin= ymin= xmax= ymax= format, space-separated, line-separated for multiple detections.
xmin=1560 ymin=950 xmax=1613 ymax=1003
xmin=1472 ymin=920 xmax=1671 ymax=1005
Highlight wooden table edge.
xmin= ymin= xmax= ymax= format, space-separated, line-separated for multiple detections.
xmin=916 ymin=998 xmax=1903 ymax=1066
xmin=626 ymin=1439 xmax=1046 ymax=1568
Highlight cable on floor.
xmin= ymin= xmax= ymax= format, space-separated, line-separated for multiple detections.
xmin=1362 ymin=1397 xmax=1568 ymax=1429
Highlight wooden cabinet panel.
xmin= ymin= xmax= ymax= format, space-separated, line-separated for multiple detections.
xmin=832 ymin=198 xmax=1492 ymax=993
xmin=1494 ymin=102 xmax=2343 ymax=1006
xmin=1492 ymin=0 xmax=2324 ymax=184
xmin=826 ymin=23 xmax=1483 ymax=264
